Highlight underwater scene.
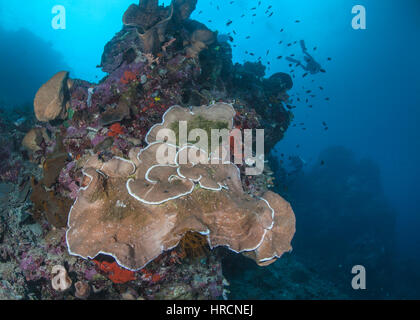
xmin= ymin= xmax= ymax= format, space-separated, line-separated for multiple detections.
xmin=0 ymin=0 xmax=419 ymax=301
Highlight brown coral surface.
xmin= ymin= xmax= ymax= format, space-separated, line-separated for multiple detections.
xmin=66 ymin=103 xmax=296 ymax=271
xmin=34 ymin=71 xmax=69 ymax=122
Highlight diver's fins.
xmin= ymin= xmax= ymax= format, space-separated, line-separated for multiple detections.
xmin=286 ymin=57 xmax=301 ymax=65
xmin=300 ymin=40 xmax=307 ymax=52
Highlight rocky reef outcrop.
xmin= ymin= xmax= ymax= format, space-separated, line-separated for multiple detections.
xmin=12 ymin=0 xmax=298 ymax=299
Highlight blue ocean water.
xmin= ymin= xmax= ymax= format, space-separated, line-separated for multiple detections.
xmin=0 ymin=0 xmax=419 ymax=299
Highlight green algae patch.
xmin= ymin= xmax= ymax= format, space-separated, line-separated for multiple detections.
xmin=170 ymin=115 xmax=229 ymax=146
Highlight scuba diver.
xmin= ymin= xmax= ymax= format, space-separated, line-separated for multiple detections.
xmin=286 ymin=40 xmax=325 ymax=74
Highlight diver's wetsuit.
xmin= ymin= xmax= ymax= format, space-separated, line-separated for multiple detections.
xmin=286 ymin=40 xmax=324 ymax=74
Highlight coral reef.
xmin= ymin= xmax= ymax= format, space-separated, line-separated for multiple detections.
xmin=34 ymin=71 xmax=70 ymax=122
xmin=1 ymin=0 xmax=300 ymax=300
xmin=66 ymin=103 xmax=295 ymax=271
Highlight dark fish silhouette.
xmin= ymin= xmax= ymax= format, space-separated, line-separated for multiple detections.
xmin=277 ymin=56 xmax=283 ymax=59
xmin=226 ymin=20 xmax=233 ymax=26
xmin=302 ymin=73 xmax=308 ymax=78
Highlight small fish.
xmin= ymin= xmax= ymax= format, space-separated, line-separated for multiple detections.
xmin=295 ymin=20 xmax=301 ymax=23
xmin=287 ymin=43 xmax=292 ymax=47
xmin=266 ymin=50 xmax=270 ymax=55
xmin=325 ymin=97 xmax=330 ymax=101
xmin=280 ymin=28 xmax=284 ymax=32
xmin=241 ymin=14 xmax=245 ymax=18
xmin=278 ymin=40 xmax=283 ymax=44
xmin=268 ymin=12 xmax=274 ymax=17
xmin=246 ymin=36 xmax=251 ymax=39
xmin=306 ymin=90 xmax=312 ymax=93
xmin=327 ymin=57 xmax=332 ymax=61
xmin=302 ymin=73 xmax=308 ymax=78
xmin=226 ymin=20 xmax=233 ymax=26
xmin=313 ymin=47 xmax=317 ymax=51
xmin=320 ymin=69 xmax=326 ymax=73
xmin=251 ymin=7 xmax=256 ymax=10
xmin=319 ymin=86 xmax=324 ymax=90
xmin=277 ymin=56 xmax=283 ymax=59
xmin=320 ymin=160 xmax=325 ymax=166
